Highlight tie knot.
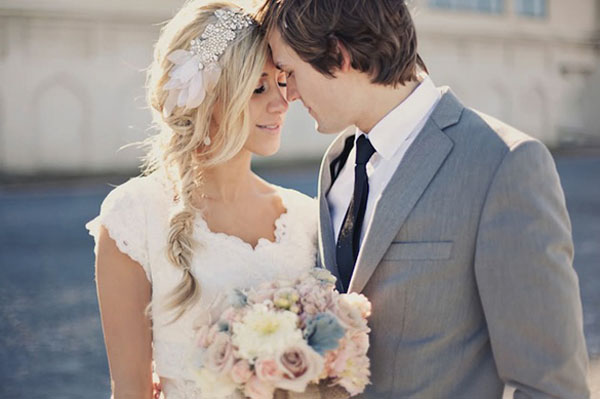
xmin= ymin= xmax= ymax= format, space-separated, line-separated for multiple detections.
xmin=355 ymin=135 xmax=376 ymax=165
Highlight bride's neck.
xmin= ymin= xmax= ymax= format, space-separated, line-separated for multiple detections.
xmin=199 ymin=149 xmax=256 ymax=203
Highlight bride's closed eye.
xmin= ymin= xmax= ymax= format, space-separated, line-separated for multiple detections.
xmin=253 ymin=80 xmax=287 ymax=94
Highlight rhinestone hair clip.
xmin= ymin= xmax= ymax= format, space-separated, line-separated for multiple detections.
xmin=162 ymin=8 xmax=255 ymax=117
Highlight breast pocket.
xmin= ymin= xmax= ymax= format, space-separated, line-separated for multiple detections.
xmin=383 ymin=241 xmax=453 ymax=261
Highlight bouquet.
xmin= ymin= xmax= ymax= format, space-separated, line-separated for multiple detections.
xmin=189 ymin=268 xmax=371 ymax=399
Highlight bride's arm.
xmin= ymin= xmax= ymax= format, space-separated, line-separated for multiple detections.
xmin=95 ymin=225 xmax=153 ymax=399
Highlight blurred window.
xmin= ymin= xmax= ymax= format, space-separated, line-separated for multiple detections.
xmin=429 ymin=0 xmax=504 ymax=13
xmin=515 ymin=0 xmax=547 ymax=17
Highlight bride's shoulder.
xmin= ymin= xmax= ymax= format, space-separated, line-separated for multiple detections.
xmin=101 ymin=169 xmax=172 ymax=210
xmin=273 ymin=185 xmax=317 ymax=218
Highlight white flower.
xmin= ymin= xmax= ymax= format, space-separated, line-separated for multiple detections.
xmin=333 ymin=293 xmax=371 ymax=332
xmin=193 ymin=368 xmax=237 ymax=398
xmin=232 ymin=303 xmax=303 ymax=360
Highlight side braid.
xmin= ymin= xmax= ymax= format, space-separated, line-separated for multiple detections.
xmin=163 ymin=152 xmax=203 ymax=323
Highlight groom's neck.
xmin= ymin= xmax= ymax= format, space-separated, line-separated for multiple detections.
xmin=354 ymin=78 xmax=422 ymax=134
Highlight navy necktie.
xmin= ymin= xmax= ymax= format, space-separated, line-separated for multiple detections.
xmin=336 ymin=135 xmax=376 ymax=292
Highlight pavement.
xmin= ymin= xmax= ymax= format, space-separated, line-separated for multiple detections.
xmin=0 ymin=153 xmax=598 ymax=398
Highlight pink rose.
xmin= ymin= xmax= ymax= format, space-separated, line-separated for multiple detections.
xmin=204 ymin=332 xmax=234 ymax=375
xmin=255 ymin=357 xmax=284 ymax=384
xmin=244 ymin=376 xmax=275 ymax=399
xmin=195 ymin=324 xmax=219 ymax=348
xmin=230 ymin=359 xmax=253 ymax=384
xmin=274 ymin=343 xmax=325 ymax=393
xmin=332 ymin=294 xmax=369 ymax=332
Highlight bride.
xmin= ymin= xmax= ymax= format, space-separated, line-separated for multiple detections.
xmin=86 ymin=1 xmax=325 ymax=397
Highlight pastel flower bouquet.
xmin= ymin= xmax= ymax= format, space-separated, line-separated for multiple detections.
xmin=190 ymin=268 xmax=371 ymax=399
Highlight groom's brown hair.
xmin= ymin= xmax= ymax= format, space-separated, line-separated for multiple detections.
xmin=257 ymin=0 xmax=427 ymax=87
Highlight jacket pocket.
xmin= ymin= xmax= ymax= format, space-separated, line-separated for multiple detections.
xmin=383 ymin=241 xmax=453 ymax=261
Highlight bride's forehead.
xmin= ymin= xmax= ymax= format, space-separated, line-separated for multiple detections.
xmin=262 ymin=57 xmax=280 ymax=74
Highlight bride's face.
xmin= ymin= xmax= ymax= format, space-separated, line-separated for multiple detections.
xmin=243 ymin=57 xmax=289 ymax=157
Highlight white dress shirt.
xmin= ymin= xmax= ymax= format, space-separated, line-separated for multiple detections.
xmin=327 ymin=76 xmax=441 ymax=248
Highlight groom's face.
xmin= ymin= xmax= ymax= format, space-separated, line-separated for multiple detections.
xmin=268 ymin=29 xmax=353 ymax=134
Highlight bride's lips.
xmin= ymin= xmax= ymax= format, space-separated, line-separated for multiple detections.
xmin=256 ymin=124 xmax=282 ymax=135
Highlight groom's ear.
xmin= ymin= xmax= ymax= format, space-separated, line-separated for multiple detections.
xmin=334 ymin=39 xmax=352 ymax=74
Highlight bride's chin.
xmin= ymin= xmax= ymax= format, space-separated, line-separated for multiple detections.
xmin=248 ymin=142 xmax=280 ymax=157
xmin=254 ymin=147 xmax=280 ymax=157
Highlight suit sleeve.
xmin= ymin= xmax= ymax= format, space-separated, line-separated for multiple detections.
xmin=473 ymin=139 xmax=590 ymax=398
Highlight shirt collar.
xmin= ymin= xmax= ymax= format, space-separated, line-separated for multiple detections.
xmin=356 ymin=76 xmax=440 ymax=160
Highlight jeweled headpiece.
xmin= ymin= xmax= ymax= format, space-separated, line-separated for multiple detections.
xmin=162 ymin=8 xmax=255 ymax=117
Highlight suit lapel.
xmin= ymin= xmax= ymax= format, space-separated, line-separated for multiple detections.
xmin=348 ymin=89 xmax=463 ymax=293
xmin=318 ymin=130 xmax=355 ymax=292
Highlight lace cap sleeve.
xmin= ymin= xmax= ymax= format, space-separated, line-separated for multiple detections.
xmin=279 ymin=187 xmax=318 ymax=248
xmin=85 ymin=177 xmax=151 ymax=283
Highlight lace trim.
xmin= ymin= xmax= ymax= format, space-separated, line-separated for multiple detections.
xmin=161 ymin=378 xmax=246 ymax=399
xmin=85 ymin=180 xmax=152 ymax=283
xmin=192 ymin=185 xmax=291 ymax=252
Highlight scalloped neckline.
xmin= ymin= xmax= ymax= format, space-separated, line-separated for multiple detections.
xmin=193 ymin=185 xmax=290 ymax=252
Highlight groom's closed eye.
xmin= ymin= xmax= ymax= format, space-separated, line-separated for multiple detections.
xmin=275 ymin=62 xmax=291 ymax=76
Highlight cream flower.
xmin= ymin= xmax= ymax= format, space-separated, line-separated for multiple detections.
xmin=232 ymin=303 xmax=303 ymax=360
xmin=332 ymin=293 xmax=370 ymax=332
xmin=193 ymin=368 xmax=237 ymax=398
xmin=335 ymin=354 xmax=371 ymax=396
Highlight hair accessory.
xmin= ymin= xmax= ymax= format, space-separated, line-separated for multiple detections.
xmin=163 ymin=8 xmax=255 ymax=117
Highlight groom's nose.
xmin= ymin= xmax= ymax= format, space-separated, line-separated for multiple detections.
xmin=286 ymin=77 xmax=300 ymax=102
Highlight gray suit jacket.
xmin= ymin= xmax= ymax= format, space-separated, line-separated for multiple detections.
xmin=317 ymin=89 xmax=590 ymax=398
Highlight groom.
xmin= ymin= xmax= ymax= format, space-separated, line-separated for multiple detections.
xmin=259 ymin=0 xmax=590 ymax=398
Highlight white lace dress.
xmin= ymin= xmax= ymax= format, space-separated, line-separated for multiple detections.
xmin=86 ymin=169 xmax=318 ymax=399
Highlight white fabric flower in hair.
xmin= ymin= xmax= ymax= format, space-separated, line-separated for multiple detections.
xmin=161 ymin=7 xmax=252 ymax=117
xmin=163 ymin=51 xmax=222 ymax=118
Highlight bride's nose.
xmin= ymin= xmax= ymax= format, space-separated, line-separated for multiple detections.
xmin=268 ymin=86 xmax=289 ymax=114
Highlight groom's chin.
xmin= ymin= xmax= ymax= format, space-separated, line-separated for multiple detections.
xmin=314 ymin=121 xmax=345 ymax=135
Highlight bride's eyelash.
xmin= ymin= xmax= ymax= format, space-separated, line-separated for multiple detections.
xmin=278 ymin=82 xmax=287 ymax=88
xmin=254 ymin=85 xmax=266 ymax=94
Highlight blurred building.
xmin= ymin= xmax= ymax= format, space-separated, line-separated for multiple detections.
xmin=0 ymin=0 xmax=599 ymax=175
xmin=414 ymin=0 xmax=600 ymax=146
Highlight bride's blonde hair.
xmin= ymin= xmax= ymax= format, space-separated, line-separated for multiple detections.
xmin=142 ymin=0 xmax=267 ymax=322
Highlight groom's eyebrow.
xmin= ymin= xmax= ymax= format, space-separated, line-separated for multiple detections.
xmin=275 ymin=63 xmax=287 ymax=71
